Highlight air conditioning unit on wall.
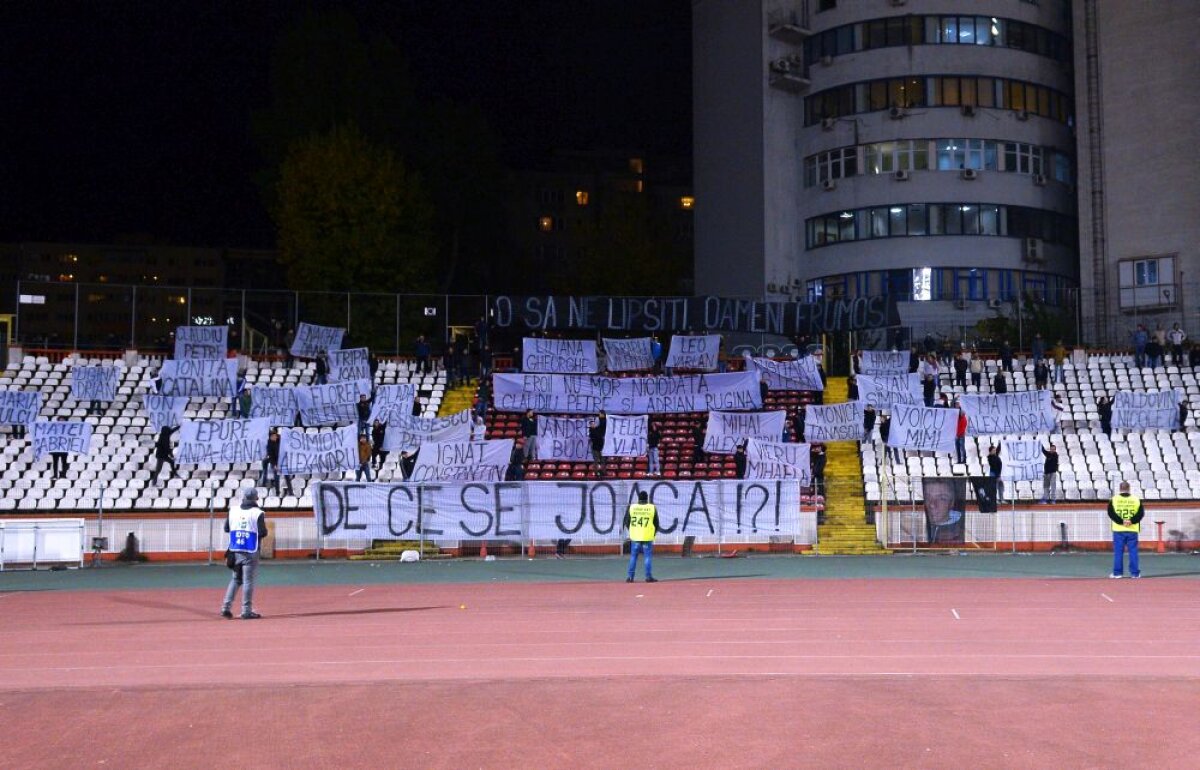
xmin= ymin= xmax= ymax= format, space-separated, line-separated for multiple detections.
xmin=960 ymin=168 xmax=979 ymax=180
xmin=821 ymin=179 xmax=837 ymax=191
xmin=1023 ymin=238 xmax=1045 ymax=262
xmin=893 ymin=170 xmax=910 ymax=181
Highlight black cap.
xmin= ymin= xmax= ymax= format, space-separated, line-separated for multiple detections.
xmin=638 ymin=491 xmax=649 ymax=504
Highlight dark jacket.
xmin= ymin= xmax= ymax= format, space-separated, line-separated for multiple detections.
xmin=154 ymin=426 xmax=177 ymax=460
xmin=1043 ymin=448 xmax=1059 ymax=474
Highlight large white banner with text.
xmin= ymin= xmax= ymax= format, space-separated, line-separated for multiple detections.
xmin=857 ymin=374 xmax=922 ymax=410
xmin=602 ymin=337 xmax=655 ymax=372
xmin=536 ymin=416 xmax=593 ymax=461
xmin=382 ymin=409 xmax=473 ymax=453
xmin=745 ymin=439 xmax=811 ymax=484
xmin=158 ymin=359 xmax=238 ymax=397
xmin=328 ymin=347 xmax=371 ymax=383
xmin=369 ymin=383 xmax=417 ymax=424
xmin=410 ymin=439 xmax=515 ymax=482
xmin=603 ymin=414 xmax=648 ymax=457
xmin=746 ymin=355 xmax=824 ymax=392
xmin=959 ymin=391 xmax=1058 ymax=435
xmin=805 ymin=401 xmax=865 ymax=442
xmin=71 ymin=365 xmax=120 ymax=402
xmin=1000 ymin=440 xmax=1045 ymax=482
xmin=249 ymin=386 xmax=299 ymax=427
xmin=1112 ymin=389 xmax=1183 ymax=431
xmin=703 ymin=410 xmax=788 ymax=454
xmin=522 ymin=338 xmax=598 ymax=374
xmin=177 ymin=418 xmax=270 ymax=465
xmin=886 ymin=404 xmax=958 ymax=454
xmin=665 ymin=334 xmax=721 ymax=371
xmin=0 ymin=391 xmax=41 ymax=426
xmin=174 ymin=325 xmax=228 ymax=359
xmin=280 ymin=425 xmax=360 ymax=476
xmin=143 ymin=395 xmax=188 ymax=433
xmin=290 ymin=322 xmax=345 ymax=358
xmin=31 ymin=421 xmax=92 ymax=459
xmin=294 ymin=379 xmax=373 ymax=426
xmin=493 ymin=371 xmax=761 ymax=414
xmin=859 ymin=350 xmax=909 ymax=375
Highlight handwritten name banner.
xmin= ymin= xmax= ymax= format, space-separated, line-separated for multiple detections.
xmin=174 ymin=325 xmax=228 ymax=359
xmin=31 ymin=421 xmax=92 ymax=460
xmin=383 ymin=409 xmax=473 ymax=453
xmin=279 ymin=425 xmax=359 ymax=476
xmin=143 ymin=395 xmax=188 ymax=433
xmin=859 ymin=350 xmax=909 ymax=375
xmin=71 ymin=365 xmax=120 ymax=402
xmin=369 ymin=384 xmax=417 ymax=424
xmin=177 ymin=418 xmax=270 ymax=465
xmin=536 ymin=416 xmax=593 ymax=461
xmin=294 ymin=379 xmax=372 ymax=426
xmin=704 ymin=410 xmax=787 ymax=454
xmin=745 ymin=439 xmax=811 ymax=484
xmin=1000 ymin=440 xmax=1044 ymax=482
xmin=603 ymin=414 xmax=647 ymax=457
xmin=314 ymin=478 xmax=808 ymax=541
xmin=490 ymin=295 xmax=898 ymax=335
xmin=666 ymin=334 xmax=721 ymax=371
xmin=328 ymin=347 xmax=370 ymax=383
xmin=1112 ymin=389 xmax=1183 ymax=431
xmin=493 ymin=372 xmax=762 ymax=414
xmin=0 ymin=391 xmax=41 ymax=426
xmin=887 ymin=404 xmax=957 ymax=454
xmin=857 ymin=374 xmax=922 ymax=410
xmin=248 ymin=386 xmax=299 ymax=427
xmin=522 ymin=338 xmax=598 ymax=374
xmin=290 ymin=322 xmax=345 ymax=358
xmin=602 ymin=337 xmax=655 ymax=372
xmin=959 ymin=391 xmax=1057 ymax=436
xmin=805 ymin=401 xmax=865 ymax=442
xmin=410 ymin=439 xmax=514 ymax=482
xmin=746 ymin=355 xmax=824 ymax=392
xmin=158 ymin=359 xmax=238 ymax=397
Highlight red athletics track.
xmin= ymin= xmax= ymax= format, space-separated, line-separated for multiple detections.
xmin=2 ymin=577 xmax=1199 ymax=768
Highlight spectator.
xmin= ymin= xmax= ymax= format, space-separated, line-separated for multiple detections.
xmin=521 ymin=409 xmax=538 ymax=461
xmin=651 ymin=336 xmax=663 ymax=374
xmin=1168 ymin=323 xmax=1187 ymax=365
xmin=811 ymin=444 xmax=827 ymax=497
xmin=759 ymin=377 xmax=769 ymax=407
xmin=1189 ymin=342 xmax=1200 ymax=369
xmin=880 ymin=413 xmax=901 ymax=463
xmin=969 ymin=355 xmax=983 ymax=388
xmin=953 ymin=353 xmax=968 ymax=388
xmin=733 ymin=440 xmax=747 ymax=479
xmin=1034 ymin=360 xmax=1050 ymax=390
xmin=471 ymin=412 xmax=487 ymax=441
xmin=454 ymin=333 xmax=470 ymax=385
xmin=505 ymin=447 xmax=525 ymax=481
xmin=847 ymin=374 xmax=859 ymax=401
xmin=646 ymin=422 xmax=662 ymax=477
xmin=220 ymin=488 xmax=268 ymax=620
xmin=1153 ymin=324 xmax=1167 ymax=350
xmin=314 ymin=351 xmax=328 ymax=385
xmin=1097 ymin=395 xmax=1112 ymax=437
xmin=1031 ymin=333 xmax=1045 ymax=364
xmin=999 ymin=340 xmax=1014 ymax=373
xmin=987 ymin=445 xmax=1003 ymax=502
xmin=411 ymin=398 xmax=423 ymax=417
xmin=238 ymin=384 xmax=252 ymax=419
xmin=1040 ymin=443 xmax=1059 ymax=503
xmin=863 ymin=404 xmax=876 ymax=441
xmin=442 ymin=344 xmax=457 ymax=388
xmin=260 ymin=428 xmax=288 ymax=494
xmin=50 ymin=417 xmax=70 ymax=479
xmin=371 ymin=420 xmax=388 ymax=470
xmin=399 ymin=450 xmax=417 ymax=481
xmin=150 ymin=425 xmax=179 ymax=484
xmin=1179 ymin=399 xmax=1191 ymax=433
xmin=792 ymin=405 xmax=806 ymax=444
xmin=355 ymin=434 xmax=373 ymax=482
xmin=1051 ymin=340 xmax=1067 ymax=384
xmin=356 ymin=394 xmax=371 ymax=435
xmin=415 ymin=336 xmax=431 ymax=375
xmin=590 ymin=411 xmax=608 ymax=477
xmin=1107 ymin=481 xmax=1144 ymax=579
xmin=284 ymin=329 xmax=295 ymax=369
xmin=1132 ymin=325 xmax=1148 ymax=368
xmin=475 ymin=377 xmax=491 ymax=419
xmin=992 ymin=370 xmax=1007 ymax=394
xmin=1146 ymin=337 xmax=1163 ymax=370
xmin=691 ymin=422 xmax=707 ymax=464
xmin=955 ymin=405 xmax=968 ymax=465
xmin=368 ymin=352 xmax=379 ymax=392
xmin=908 ymin=346 xmax=920 ymax=373
xmin=479 ymin=345 xmax=493 ymax=381
xmin=920 ymin=355 xmax=938 ymax=406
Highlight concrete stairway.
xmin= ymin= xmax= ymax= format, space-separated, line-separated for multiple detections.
xmin=815 ymin=377 xmax=889 ymax=555
xmin=439 ymin=382 xmax=477 ymax=416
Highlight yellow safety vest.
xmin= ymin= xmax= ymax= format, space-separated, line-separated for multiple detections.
xmin=1110 ymin=495 xmax=1141 ymax=533
xmin=627 ymin=503 xmax=657 ymax=542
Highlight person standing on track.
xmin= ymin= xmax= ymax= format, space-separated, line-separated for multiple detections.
xmin=623 ymin=490 xmax=659 ymax=583
xmin=1108 ymin=481 xmax=1144 ymax=579
xmin=221 ymin=488 xmax=268 ymax=619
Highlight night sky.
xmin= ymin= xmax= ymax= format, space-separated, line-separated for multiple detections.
xmin=0 ymin=0 xmax=691 ymax=249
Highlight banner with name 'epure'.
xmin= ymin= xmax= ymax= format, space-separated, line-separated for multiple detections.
xmin=177 ymin=418 xmax=271 ymax=465
xmin=493 ymin=371 xmax=762 ymax=414
xmin=522 ymin=338 xmax=598 ymax=374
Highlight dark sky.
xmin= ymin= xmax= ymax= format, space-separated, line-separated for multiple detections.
xmin=0 ymin=0 xmax=691 ymax=249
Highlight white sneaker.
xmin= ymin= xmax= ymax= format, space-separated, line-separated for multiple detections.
xmin=1109 ymin=574 xmax=1123 ymax=579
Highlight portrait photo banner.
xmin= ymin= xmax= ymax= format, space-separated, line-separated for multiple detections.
xmin=492 ymin=371 xmax=761 ymax=414
xmin=1000 ymin=439 xmax=1045 ymax=482
xmin=410 ymin=439 xmax=515 ymax=482
xmin=369 ymin=383 xmax=417 ymax=424
xmin=313 ymin=478 xmax=808 ymax=542
xmin=177 ymin=418 xmax=271 ymax=465
xmin=886 ymin=404 xmax=958 ymax=454
xmin=959 ymin=391 xmax=1057 ymax=435
xmin=665 ymin=334 xmax=721 ymax=371
xmin=858 ymin=350 xmax=909 ymax=375
xmin=290 ymin=322 xmax=345 ymax=358
xmin=174 ymin=325 xmax=228 ymax=360
xmin=0 ymin=391 xmax=41 ymax=426
xmin=536 ymin=416 xmax=593 ymax=461
xmin=703 ymin=410 xmax=787 ymax=454
xmin=328 ymin=347 xmax=371 ymax=383
xmin=602 ymin=337 xmax=655 ymax=372
xmin=249 ymin=386 xmax=299 ymax=427
xmin=1112 ymin=389 xmax=1183 ymax=431
xmin=805 ymin=401 xmax=865 ymax=442
xmin=603 ymin=414 xmax=647 ymax=457
xmin=279 ymin=425 xmax=359 ymax=476
xmin=382 ymin=409 xmax=473 ymax=453
xmin=158 ymin=359 xmax=238 ymax=398
xmin=745 ymin=439 xmax=811 ymax=484
xmin=32 ymin=421 xmax=92 ymax=460
xmin=294 ymin=379 xmax=373 ymax=426
xmin=857 ymin=374 xmax=922 ymax=410
xmin=746 ymin=355 xmax=824 ymax=392
xmin=143 ymin=395 xmax=188 ymax=433
xmin=71 ymin=365 xmax=120 ymax=402
xmin=522 ymin=338 xmax=598 ymax=374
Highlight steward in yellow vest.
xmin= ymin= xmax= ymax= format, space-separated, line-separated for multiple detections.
xmin=623 ymin=491 xmax=660 ymax=583
xmin=1107 ymin=482 xmax=1144 ymax=579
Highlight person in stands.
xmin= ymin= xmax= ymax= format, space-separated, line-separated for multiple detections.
xmin=646 ymin=422 xmax=662 ymax=477
xmin=150 ymin=425 xmax=179 ymax=485
xmin=1168 ymin=323 xmax=1187 ymax=365
xmin=371 ymin=419 xmax=388 ymax=470
xmin=1040 ymin=443 xmax=1060 ymax=503
xmin=521 ymin=409 xmax=538 ymax=462
xmin=1097 ymin=395 xmax=1112 ymax=437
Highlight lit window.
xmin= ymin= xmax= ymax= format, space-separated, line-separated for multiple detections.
xmin=629 ymin=158 xmax=644 ymax=174
xmin=680 ymin=196 xmax=695 ymax=210
xmin=575 ymin=191 xmax=589 ymax=206
xmin=538 ymin=216 xmax=554 ymax=232
xmin=912 ymin=268 xmax=933 ymax=301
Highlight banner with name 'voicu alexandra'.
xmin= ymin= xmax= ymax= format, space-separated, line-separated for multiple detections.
xmin=493 ymin=371 xmax=762 ymax=414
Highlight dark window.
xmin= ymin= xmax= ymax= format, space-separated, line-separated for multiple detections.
xmin=818 ymin=0 xmax=836 ymax=11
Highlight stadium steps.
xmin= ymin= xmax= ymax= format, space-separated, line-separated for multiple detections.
xmin=817 ymin=376 xmax=888 ymax=555
xmin=351 ymin=539 xmax=450 ymax=561
xmin=439 ymin=382 xmax=477 ymax=416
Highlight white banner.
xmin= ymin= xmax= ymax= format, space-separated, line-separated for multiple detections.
xmin=294 ymin=379 xmax=373 ymax=426
xmin=0 ymin=391 xmax=41 ymax=426
xmin=174 ymin=325 xmax=228 ymax=359
xmin=522 ymin=338 xmax=598 ymax=374
xmin=71 ymin=365 xmax=119 ymax=402
xmin=410 ymin=439 xmax=514 ymax=482
xmin=143 ymin=395 xmax=188 ymax=433
xmin=158 ymin=359 xmax=238 ymax=397
xmin=665 ymin=334 xmax=721 ymax=371
xmin=603 ymin=414 xmax=647 ymax=457
xmin=886 ymin=404 xmax=958 ymax=454
xmin=290 ymin=322 xmax=345 ymax=358
xmin=959 ymin=391 xmax=1058 ymax=435
xmin=248 ymin=386 xmax=299 ymax=427
xmin=704 ymin=410 xmax=788 ymax=454
xmin=279 ymin=425 xmax=359 ymax=476
xmin=745 ymin=439 xmax=811 ymax=484
xmin=328 ymin=347 xmax=370 ymax=383
xmin=746 ymin=355 xmax=824 ymax=391
xmin=859 ymin=350 xmax=909 ymax=375
xmin=493 ymin=371 xmax=761 ymax=414
xmin=1000 ymin=440 xmax=1045 ymax=482
xmin=1112 ymin=389 xmax=1183 ymax=431
xmin=369 ymin=384 xmax=417 ymax=424
xmin=602 ymin=337 xmax=654 ymax=372
xmin=177 ymin=418 xmax=271 ymax=465
xmin=313 ymin=478 xmax=808 ymax=541
xmin=536 ymin=416 xmax=593 ymax=461
xmin=805 ymin=401 xmax=865 ymax=442
xmin=31 ymin=421 xmax=92 ymax=459
xmin=383 ymin=410 xmax=473 ymax=453
xmin=857 ymin=374 xmax=922 ymax=410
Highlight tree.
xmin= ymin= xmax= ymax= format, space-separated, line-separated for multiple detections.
xmin=274 ymin=124 xmax=436 ymax=295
